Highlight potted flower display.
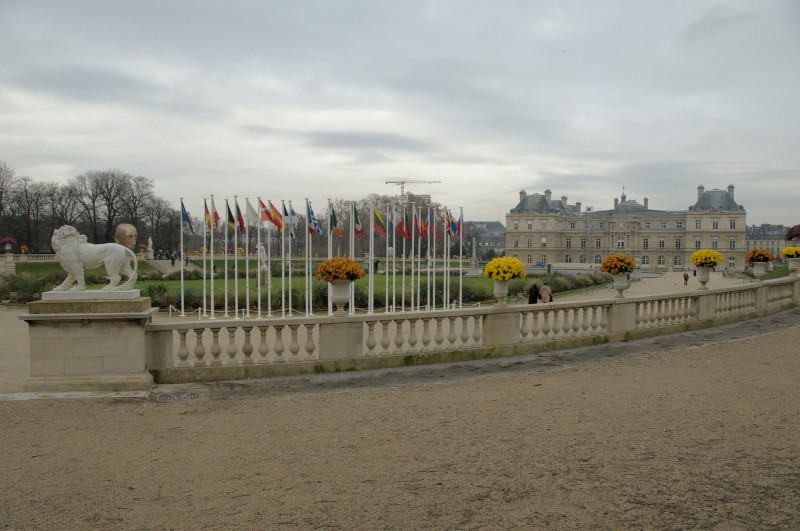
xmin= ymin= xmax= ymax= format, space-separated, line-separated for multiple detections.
xmin=19 ymin=245 xmax=28 ymax=254
xmin=0 ymin=236 xmax=16 ymax=253
xmin=599 ymin=253 xmax=636 ymax=298
xmin=781 ymin=246 xmax=800 ymax=275
xmin=745 ymin=248 xmax=774 ymax=279
xmin=483 ymin=256 xmax=526 ymax=304
xmin=690 ymin=249 xmax=724 ymax=290
xmin=315 ymin=257 xmax=366 ymax=315
xmin=785 ymin=224 xmax=800 ymax=242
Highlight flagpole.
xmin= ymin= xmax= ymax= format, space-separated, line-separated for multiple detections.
xmin=179 ymin=198 xmax=186 ymax=317
xmin=417 ymin=205 xmax=422 ymax=311
xmin=459 ymin=207 xmax=464 ymax=309
xmin=233 ymin=196 xmax=240 ymax=319
xmin=256 ymin=197 xmax=263 ymax=319
xmin=210 ymin=195 xmax=217 ymax=320
xmin=202 ymin=211 xmax=207 ymax=317
xmin=245 ymin=198 xmax=251 ymax=318
xmin=391 ymin=205 xmax=396 ymax=313
xmin=349 ymin=202 xmax=356 ymax=315
xmin=266 ymin=202 xmax=273 ymax=318
xmin=281 ymin=200 xmax=286 ymax=318
xmin=384 ymin=204 xmax=389 ymax=313
xmin=224 ymin=199 xmax=230 ymax=318
xmin=327 ymin=200 xmax=333 ymax=316
xmin=305 ymin=198 xmax=311 ymax=316
xmin=409 ymin=202 xmax=415 ymax=312
xmin=368 ymin=203 xmax=374 ymax=314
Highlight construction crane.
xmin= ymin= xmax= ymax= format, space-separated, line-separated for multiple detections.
xmin=385 ymin=179 xmax=441 ymax=199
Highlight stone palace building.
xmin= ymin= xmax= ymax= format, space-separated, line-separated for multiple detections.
xmin=505 ymin=185 xmax=747 ymax=271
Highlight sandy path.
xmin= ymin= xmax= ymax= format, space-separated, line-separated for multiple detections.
xmin=2 ymin=313 xmax=799 ymax=528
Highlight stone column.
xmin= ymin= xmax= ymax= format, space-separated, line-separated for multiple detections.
xmin=21 ymin=292 xmax=156 ymax=392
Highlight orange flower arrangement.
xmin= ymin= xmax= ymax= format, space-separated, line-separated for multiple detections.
xmin=745 ymin=248 xmax=774 ymax=263
xmin=599 ymin=253 xmax=636 ymax=275
xmin=315 ymin=257 xmax=366 ymax=282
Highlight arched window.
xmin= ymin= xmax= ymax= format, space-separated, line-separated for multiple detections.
xmin=579 ymin=255 xmax=587 ymax=263
xmin=657 ymin=255 xmax=666 ymax=266
xmin=674 ymin=256 xmax=682 ymax=266
xmin=594 ymin=255 xmax=602 ymax=264
xmin=641 ymin=255 xmax=650 ymax=265
xmin=526 ymin=254 xmax=532 ymax=264
xmin=565 ymin=254 xmax=573 ymax=263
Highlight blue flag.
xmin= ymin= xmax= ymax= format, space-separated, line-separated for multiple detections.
xmin=181 ymin=200 xmax=195 ymax=235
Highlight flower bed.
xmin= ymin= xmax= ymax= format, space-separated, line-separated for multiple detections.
xmin=599 ymin=253 xmax=635 ymax=275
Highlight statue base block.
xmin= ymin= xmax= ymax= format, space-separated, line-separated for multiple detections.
xmin=20 ymin=302 xmax=157 ymax=392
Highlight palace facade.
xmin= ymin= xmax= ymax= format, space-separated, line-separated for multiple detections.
xmin=504 ymin=185 xmax=747 ymax=271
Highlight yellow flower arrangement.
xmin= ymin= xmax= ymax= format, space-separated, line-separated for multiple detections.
xmin=781 ymin=246 xmax=800 ymax=258
xmin=745 ymin=248 xmax=774 ymax=263
xmin=599 ymin=253 xmax=636 ymax=275
xmin=236 ymin=247 xmax=245 ymax=255
xmin=691 ymin=249 xmax=724 ymax=268
xmin=483 ymin=257 xmax=526 ymax=281
xmin=315 ymin=256 xmax=366 ymax=283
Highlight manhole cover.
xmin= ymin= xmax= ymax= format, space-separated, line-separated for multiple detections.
xmin=155 ymin=392 xmax=201 ymax=402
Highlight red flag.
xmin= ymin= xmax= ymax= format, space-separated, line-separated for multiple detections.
xmin=258 ymin=199 xmax=274 ymax=225
xmin=268 ymin=200 xmax=283 ymax=232
xmin=353 ymin=207 xmax=364 ymax=238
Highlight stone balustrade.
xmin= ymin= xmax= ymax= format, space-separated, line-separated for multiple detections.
xmin=146 ymin=276 xmax=800 ymax=384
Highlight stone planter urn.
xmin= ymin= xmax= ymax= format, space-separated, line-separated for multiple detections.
xmin=788 ymin=257 xmax=800 ymax=275
xmin=329 ymin=280 xmax=352 ymax=316
xmin=493 ymin=280 xmax=509 ymax=305
xmin=752 ymin=262 xmax=766 ymax=279
xmin=696 ymin=266 xmax=711 ymax=290
xmin=613 ymin=273 xmax=630 ymax=298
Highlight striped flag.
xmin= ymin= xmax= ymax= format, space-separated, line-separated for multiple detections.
xmin=373 ymin=204 xmax=387 ymax=236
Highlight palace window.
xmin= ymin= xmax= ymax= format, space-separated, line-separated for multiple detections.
xmin=674 ymin=256 xmax=682 ymax=266
xmin=729 ymin=239 xmax=736 ymax=249
xmin=599 ymin=222 xmax=605 ymax=229
xmin=513 ymin=222 xmax=519 ymax=230
xmin=676 ymin=221 xmax=683 ymax=229
xmin=729 ymin=219 xmax=736 ymax=229
xmin=526 ymin=255 xmax=532 ymax=264
xmin=580 ymin=237 xmax=587 ymax=248
xmin=643 ymin=238 xmax=649 ymax=249
xmin=565 ymin=254 xmax=573 ymax=263
xmin=658 ymin=255 xmax=666 ymax=266
xmin=541 ymin=255 xmax=547 ymax=263
xmin=617 ymin=238 xmax=625 ymax=249
xmin=645 ymin=221 xmax=651 ymax=229
xmin=527 ymin=221 xmax=532 ymax=230
xmin=566 ymin=238 xmax=572 ymax=248
xmin=541 ymin=237 xmax=547 ymax=248
xmin=659 ymin=239 xmax=665 ymax=249
xmin=695 ymin=239 xmax=701 ymax=249
xmin=526 ymin=238 xmax=532 ymax=248
xmin=660 ymin=221 xmax=667 ymax=229
xmin=712 ymin=220 xmax=719 ymax=230
xmin=579 ymin=254 xmax=587 ymax=263
xmin=513 ymin=238 xmax=519 ymax=248
xmin=641 ymin=256 xmax=650 ymax=265
xmin=712 ymin=239 xmax=718 ymax=249
xmin=541 ymin=221 xmax=547 ymax=230
xmin=675 ymin=238 xmax=681 ymax=249
xmin=695 ymin=219 xmax=702 ymax=229
xmin=594 ymin=255 xmax=602 ymax=264
xmin=569 ymin=222 xmax=576 ymax=229
xmin=595 ymin=238 xmax=602 ymax=248
xmin=729 ymin=257 xmax=735 ymax=268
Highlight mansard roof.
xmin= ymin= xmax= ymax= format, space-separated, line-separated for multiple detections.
xmin=511 ymin=193 xmax=575 ymax=214
xmin=690 ymin=189 xmax=743 ymax=211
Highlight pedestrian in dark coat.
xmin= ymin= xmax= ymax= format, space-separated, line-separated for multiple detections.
xmin=528 ymin=283 xmax=541 ymax=304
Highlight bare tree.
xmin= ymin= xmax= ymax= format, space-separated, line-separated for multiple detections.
xmin=121 ymin=175 xmax=154 ymax=230
xmin=69 ymin=172 xmax=103 ymax=243
xmin=0 ymin=160 xmax=17 ymax=236
xmin=8 ymin=177 xmax=47 ymax=249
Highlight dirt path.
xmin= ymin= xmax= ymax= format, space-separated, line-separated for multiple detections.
xmin=2 ymin=309 xmax=799 ymax=528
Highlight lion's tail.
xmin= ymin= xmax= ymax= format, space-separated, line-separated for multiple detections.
xmin=120 ymin=246 xmax=139 ymax=290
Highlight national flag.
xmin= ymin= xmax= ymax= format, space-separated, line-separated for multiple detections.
xmin=414 ymin=208 xmax=424 ymax=238
xmin=204 ymin=199 xmax=212 ymax=229
xmin=288 ymin=201 xmax=299 ymax=226
xmin=282 ymin=201 xmax=295 ymax=237
xmin=245 ymin=198 xmax=259 ymax=226
xmin=181 ymin=200 xmax=195 ymax=235
xmin=210 ymin=197 xmax=221 ymax=233
xmin=258 ymin=199 xmax=274 ymax=225
xmin=447 ymin=209 xmax=458 ymax=240
xmin=403 ymin=209 xmax=411 ymax=240
xmin=386 ymin=208 xmax=394 ymax=235
xmin=456 ymin=211 xmax=463 ymax=237
xmin=373 ymin=205 xmax=387 ymax=236
xmin=268 ymin=200 xmax=283 ymax=232
xmin=393 ymin=208 xmax=408 ymax=240
xmin=234 ymin=199 xmax=246 ymax=235
xmin=226 ymin=202 xmax=235 ymax=231
xmin=330 ymin=205 xmax=343 ymax=238
xmin=353 ymin=207 xmax=364 ymax=238
xmin=307 ymin=201 xmax=324 ymax=236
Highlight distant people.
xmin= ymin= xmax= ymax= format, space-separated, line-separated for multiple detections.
xmin=683 ymin=272 xmax=689 ymax=285
xmin=114 ymin=223 xmax=137 ymax=251
xmin=170 ymin=251 xmax=176 ymax=267
xmin=693 ymin=269 xmax=697 ymax=277
xmin=540 ymin=282 xmax=553 ymax=303
xmin=374 ymin=259 xmax=379 ymax=272
xmin=528 ymin=283 xmax=541 ymax=304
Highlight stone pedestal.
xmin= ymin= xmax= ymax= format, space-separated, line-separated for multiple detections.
xmin=21 ymin=293 xmax=156 ymax=392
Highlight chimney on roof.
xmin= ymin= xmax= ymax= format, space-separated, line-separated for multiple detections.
xmin=561 ymin=195 xmax=567 ymax=209
xmin=614 ymin=197 xmax=619 ymax=209
xmin=575 ymin=201 xmax=581 ymax=212
xmin=644 ymin=197 xmax=649 ymax=209
xmin=519 ymin=190 xmax=527 ymax=203
xmin=697 ymin=185 xmax=705 ymax=201
xmin=727 ymin=184 xmax=735 ymax=199
xmin=544 ymin=189 xmax=552 ymax=205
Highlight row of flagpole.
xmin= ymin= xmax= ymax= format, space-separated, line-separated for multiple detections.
xmin=178 ymin=196 xmax=464 ymax=319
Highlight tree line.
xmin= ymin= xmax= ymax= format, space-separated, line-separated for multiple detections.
xmin=1 ymin=160 xmax=487 ymax=258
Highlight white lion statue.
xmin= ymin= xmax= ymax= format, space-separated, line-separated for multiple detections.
xmin=51 ymin=225 xmax=138 ymax=291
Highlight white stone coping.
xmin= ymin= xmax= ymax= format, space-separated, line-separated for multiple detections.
xmin=19 ymin=307 xmax=158 ymax=322
xmin=42 ymin=290 xmax=141 ymax=301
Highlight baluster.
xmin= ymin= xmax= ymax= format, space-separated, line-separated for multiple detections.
xmin=580 ymin=307 xmax=590 ymax=336
xmin=670 ymin=299 xmax=678 ymax=323
xmin=635 ymin=303 xmax=643 ymax=328
xmin=571 ymin=308 xmax=581 ymax=337
xmin=258 ymin=325 xmax=269 ymax=364
xmin=242 ymin=326 xmax=254 ymax=364
xmin=177 ymin=328 xmax=190 ymax=367
xmin=192 ymin=328 xmax=207 ymax=367
xmin=210 ymin=328 xmax=222 ymax=365
xmin=365 ymin=322 xmax=377 ymax=356
xmin=380 ymin=320 xmax=391 ymax=355
xmin=273 ymin=325 xmax=286 ymax=363
xmin=421 ymin=318 xmax=432 ymax=351
xmin=304 ymin=323 xmax=316 ymax=360
xmin=407 ymin=319 xmax=419 ymax=351
xmin=561 ymin=309 xmax=571 ymax=337
xmin=288 ymin=325 xmax=301 ymax=359
xmin=226 ymin=326 xmax=238 ymax=364
xmin=459 ymin=316 xmax=470 ymax=345
xmin=394 ymin=319 xmax=405 ymax=354
xmin=471 ymin=315 xmax=482 ymax=344
xmin=531 ymin=310 xmax=542 ymax=341
xmin=655 ymin=300 xmax=664 ymax=324
xmin=541 ymin=310 xmax=551 ymax=338
xmin=434 ymin=317 xmax=445 ymax=349
xmin=600 ymin=305 xmax=609 ymax=331
xmin=590 ymin=306 xmax=600 ymax=332
xmin=447 ymin=316 xmax=458 ymax=346
xmin=649 ymin=299 xmax=658 ymax=326
xmin=519 ymin=311 xmax=531 ymax=341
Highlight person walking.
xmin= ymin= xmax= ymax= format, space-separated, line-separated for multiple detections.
xmin=528 ymin=283 xmax=541 ymax=304
xmin=540 ymin=281 xmax=552 ymax=303
xmin=683 ymin=272 xmax=689 ymax=285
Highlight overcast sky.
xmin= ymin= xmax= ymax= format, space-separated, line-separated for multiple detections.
xmin=1 ymin=0 xmax=798 ymax=225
